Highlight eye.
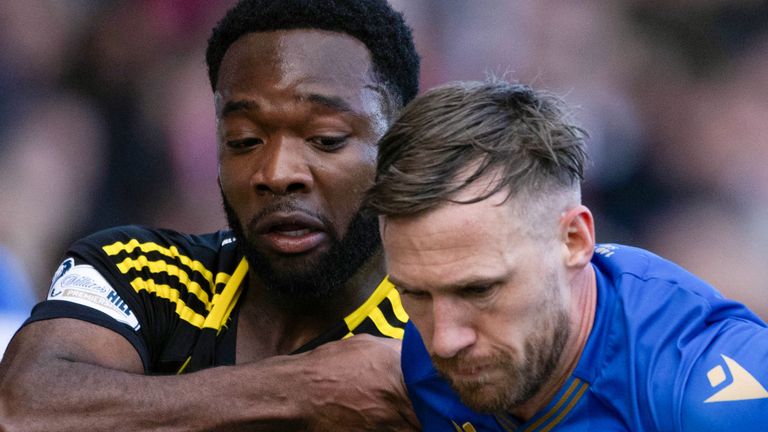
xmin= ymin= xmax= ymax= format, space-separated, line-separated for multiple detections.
xmin=226 ymin=137 xmax=263 ymax=150
xmin=309 ymin=135 xmax=348 ymax=151
xmin=397 ymin=286 xmax=431 ymax=301
xmin=460 ymin=284 xmax=495 ymax=298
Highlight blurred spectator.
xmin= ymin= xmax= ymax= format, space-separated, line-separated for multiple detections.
xmin=0 ymin=93 xmax=106 ymax=295
xmin=0 ymin=246 xmax=35 ymax=356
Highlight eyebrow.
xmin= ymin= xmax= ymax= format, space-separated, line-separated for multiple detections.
xmin=303 ymin=93 xmax=357 ymax=116
xmin=219 ymin=99 xmax=258 ymax=118
xmin=218 ymin=93 xmax=363 ymax=119
xmin=388 ymin=276 xmax=410 ymax=291
xmin=388 ymin=274 xmax=505 ymax=293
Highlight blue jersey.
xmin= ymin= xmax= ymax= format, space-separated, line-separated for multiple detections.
xmin=402 ymin=244 xmax=768 ymax=431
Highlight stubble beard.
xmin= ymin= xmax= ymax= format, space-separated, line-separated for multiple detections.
xmin=221 ymin=193 xmax=381 ymax=313
xmin=432 ymin=286 xmax=571 ymax=413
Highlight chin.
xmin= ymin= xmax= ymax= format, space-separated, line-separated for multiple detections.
xmin=454 ymin=381 xmax=512 ymax=413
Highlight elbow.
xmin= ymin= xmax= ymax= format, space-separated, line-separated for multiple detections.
xmin=0 ymin=376 xmax=36 ymax=432
xmin=0 ymin=390 xmax=19 ymax=432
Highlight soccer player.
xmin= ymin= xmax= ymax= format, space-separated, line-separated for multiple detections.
xmin=0 ymin=1 xmax=420 ymax=430
xmin=367 ymin=80 xmax=768 ymax=431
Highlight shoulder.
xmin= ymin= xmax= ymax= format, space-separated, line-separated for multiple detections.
xmin=73 ymin=225 xmax=234 ymax=257
xmin=55 ymin=225 xmax=242 ymax=318
xmin=678 ymin=319 xmax=768 ymax=431
xmin=591 ymin=244 xmax=746 ymax=319
xmin=593 ymin=244 xmax=716 ymax=293
xmin=67 ymin=225 xmax=238 ymax=275
xmin=587 ymin=244 xmax=767 ymax=429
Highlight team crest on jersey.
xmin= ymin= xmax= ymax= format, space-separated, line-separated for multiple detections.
xmin=50 ymin=258 xmax=75 ymax=293
xmin=47 ymin=261 xmax=140 ymax=331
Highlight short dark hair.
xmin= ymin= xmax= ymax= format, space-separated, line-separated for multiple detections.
xmin=206 ymin=0 xmax=420 ymax=109
xmin=366 ymin=79 xmax=588 ymax=217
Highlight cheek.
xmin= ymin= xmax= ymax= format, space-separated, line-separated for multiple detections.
xmin=342 ymin=144 xmax=377 ymax=189
xmin=402 ymin=298 xmax=435 ymax=342
xmin=477 ymin=296 xmax=541 ymax=349
xmin=320 ymin=146 xmax=377 ymax=202
xmin=217 ymin=157 xmax=251 ymax=200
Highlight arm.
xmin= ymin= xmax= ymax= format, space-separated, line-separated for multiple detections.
xmin=0 ymin=319 xmax=418 ymax=432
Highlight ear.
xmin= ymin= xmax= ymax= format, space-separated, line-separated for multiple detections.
xmin=559 ymin=205 xmax=595 ymax=269
xmin=378 ymin=215 xmax=388 ymax=241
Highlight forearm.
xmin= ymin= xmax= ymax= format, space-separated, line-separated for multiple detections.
xmin=0 ymin=352 xmax=310 ymax=431
xmin=1 ymin=322 xmax=417 ymax=432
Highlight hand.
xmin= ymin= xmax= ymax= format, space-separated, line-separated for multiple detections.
xmin=296 ymin=334 xmax=420 ymax=432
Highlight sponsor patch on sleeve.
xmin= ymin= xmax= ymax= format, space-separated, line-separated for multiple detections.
xmin=48 ymin=259 xmax=140 ymax=331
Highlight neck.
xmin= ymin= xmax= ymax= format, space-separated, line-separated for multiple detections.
xmin=511 ymin=264 xmax=597 ymax=420
xmin=236 ymin=250 xmax=386 ymax=359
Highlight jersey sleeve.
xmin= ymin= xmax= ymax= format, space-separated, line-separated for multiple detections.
xmin=678 ymin=316 xmax=768 ymax=431
xmin=23 ymin=225 xmax=205 ymax=372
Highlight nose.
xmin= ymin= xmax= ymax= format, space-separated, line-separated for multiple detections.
xmin=429 ymin=297 xmax=477 ymax=359
xmin=250 ymin=136 xmax=313 ymax=195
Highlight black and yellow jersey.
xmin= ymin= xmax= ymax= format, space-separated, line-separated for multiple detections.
xmin=25 ymin=225 xmax=408 ymax=374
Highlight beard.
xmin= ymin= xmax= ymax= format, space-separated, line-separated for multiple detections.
xmin=222 ymin=193 xmax=381 ymax=312
xmin=431 ymin=282 xmax=571 ymax=413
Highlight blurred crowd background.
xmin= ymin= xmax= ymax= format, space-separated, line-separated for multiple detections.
xmin=2 ymin=0 xmax=768 ymax=352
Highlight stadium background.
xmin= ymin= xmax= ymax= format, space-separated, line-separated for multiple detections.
xmin=1 ymin=0 xmax=767 ymax=352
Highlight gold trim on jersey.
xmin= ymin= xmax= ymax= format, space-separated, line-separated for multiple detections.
xmin=452 ymin=421 xmax=477 ymax=432
xmin=492 ymin=377 xmax=588 ymax=432
xmin=537 ymin=378 xmax=588 ymax=432
xmin=494 ymin=414 xmax=518 ymax=432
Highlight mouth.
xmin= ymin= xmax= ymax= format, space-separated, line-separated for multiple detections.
xmin=450 ymin=365 xmax=490 ymax=378
xmin=434 ymin=357 xmax=496 ymax=381
xmin=252 ymin=211 xmax=328 ymax=255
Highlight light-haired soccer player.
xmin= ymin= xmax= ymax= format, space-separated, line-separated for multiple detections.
xmin=367 ymin=79 xmax=768 ymax=431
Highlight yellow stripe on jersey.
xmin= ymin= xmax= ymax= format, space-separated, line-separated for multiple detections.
xmin=203 ymin=258 xmax=248 ymax=333
xmin=343 ymin=277 xmax=408 ymax=339
xmin=175 ymin=259 xmax=248 ymax=375
xmin=128 ymin=277 xmax=207 ymax=328
xmin=344 ymin=277 xmax=394 ymax=329
xmin=127 ymin=259 xmax=247 ymax=331
xmin=367 ymin=307 xmax=405 ymax=339
xmin=214 ymin=272 xmax=231 ymax=289
xmin=386 ymin=288 xmax=409 ymax=323
xmin=116 ymin=256 xmax=212 ymax=309
xmin=103 ymin=240 xmax=217 ymax=288
xmin=104 ymin=239 xmax=236 ymax=312
xmin=176 ymin=356 xmax=192 ymax=375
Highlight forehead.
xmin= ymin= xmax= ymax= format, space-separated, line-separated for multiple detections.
xmin=215 ymin=29 xmax=376 ymax=103
xmin=385 ymin=194 xmax=517 ymax=254
xmin=383 ymin=194 xmax=530 ymax=288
